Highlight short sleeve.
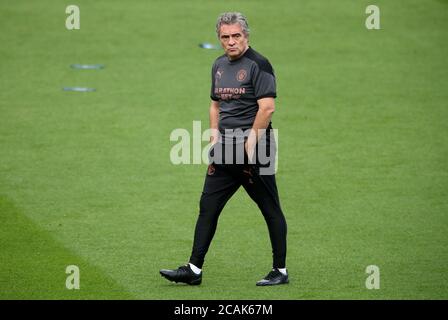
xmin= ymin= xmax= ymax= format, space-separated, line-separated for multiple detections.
xmin=210 ymin=63 xmax=219 ymax=101
xmin=252 ymin=61 xmax=277 ymax=99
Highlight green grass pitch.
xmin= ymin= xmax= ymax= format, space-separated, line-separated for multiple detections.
xmin=0 ymin=0 xmax=447 ymax=299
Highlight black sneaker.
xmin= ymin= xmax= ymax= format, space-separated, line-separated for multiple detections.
xmin=256 ymin=269 xmax=289 ymax=286
xmin=160 ymin=265 xmax=202 ymax=285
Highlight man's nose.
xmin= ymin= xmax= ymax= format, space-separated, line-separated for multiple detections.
xmin=228 ymin=37 xmax=235 ymax=46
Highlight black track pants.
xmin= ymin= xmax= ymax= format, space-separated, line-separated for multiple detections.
xmin=189 ymin=162 xmax=287 ymax=269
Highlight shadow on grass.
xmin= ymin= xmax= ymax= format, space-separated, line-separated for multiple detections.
xmin=0 ymin=195 xmax=134 ymax=299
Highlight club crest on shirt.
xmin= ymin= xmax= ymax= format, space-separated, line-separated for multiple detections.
xmin=236 ymin=69 xmax=247 ymax=82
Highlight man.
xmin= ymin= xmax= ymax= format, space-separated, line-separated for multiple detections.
xmin=160 ymin=12 xmax=288 ymax=286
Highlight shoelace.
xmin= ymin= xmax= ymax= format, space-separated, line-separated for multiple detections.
xmin=265 ymin=270 xmax=280 ymax=280
xmin=178 ymin=265 xmax=190 ymax=273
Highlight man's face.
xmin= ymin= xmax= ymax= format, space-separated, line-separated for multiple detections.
xmin=219 ymin=23 xmax=249 ymax=60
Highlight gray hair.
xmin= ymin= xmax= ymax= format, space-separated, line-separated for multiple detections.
xmin=216 ymin=12 xmax=250 ymax=38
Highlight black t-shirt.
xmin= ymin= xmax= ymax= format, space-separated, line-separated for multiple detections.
xmin=210 ymin=47 xmax=276 ymax=144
